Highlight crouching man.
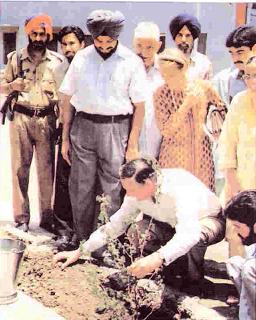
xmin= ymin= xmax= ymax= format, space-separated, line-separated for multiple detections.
xmin=54 ymin=158 xmax=225 ymax=287
xmin=224 ymin=190 xmax=256 ymax=320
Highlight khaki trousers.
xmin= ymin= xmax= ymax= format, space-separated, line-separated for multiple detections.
xmin=10 ymin=112 xmax=56 ymax=224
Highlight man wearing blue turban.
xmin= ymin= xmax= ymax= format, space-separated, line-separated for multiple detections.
xmin=58 ymin=9 xmax=147 ymax=248
xmin=169 ymin=13 xmax=213 ymax=80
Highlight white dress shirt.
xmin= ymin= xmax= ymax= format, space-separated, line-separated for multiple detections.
xmin=139 ymin=58 xmax=164 ymax=158
xmin=82 ymin=168 xmax=221 ymax=265
xmin=59 ymin=43 xmax=147 ymax=115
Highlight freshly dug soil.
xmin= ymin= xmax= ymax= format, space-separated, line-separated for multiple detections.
xmin=17 ymin=248 xmax=123 ymax=320
xmin=0 ymin=228 xmax=238 ymax=320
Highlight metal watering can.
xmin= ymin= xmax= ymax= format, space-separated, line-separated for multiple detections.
xmin=0 ymin=238 xmax=26 ymax=304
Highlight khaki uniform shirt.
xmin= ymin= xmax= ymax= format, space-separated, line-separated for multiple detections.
xmin=52 ymin=58 xmax=70 ymax=122
xmin=52 ymin=58 xmax=69 ymax=90
xmin=3 ymin=48 xmax=63 ymax=108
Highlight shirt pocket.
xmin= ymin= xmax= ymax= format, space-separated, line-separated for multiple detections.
xmin=41 ymin=69 xmax=58 ymax=101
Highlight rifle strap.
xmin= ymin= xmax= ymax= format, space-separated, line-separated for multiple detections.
xmin=15 ymin=50 xmax=23 ymax=79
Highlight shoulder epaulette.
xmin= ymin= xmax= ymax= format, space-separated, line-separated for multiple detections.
xmin=7 ymin=50 xmax=16 ymax=60
xmin=48 ymin=50 xmax=64 ymax=62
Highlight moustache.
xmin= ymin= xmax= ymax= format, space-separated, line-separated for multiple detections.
xmin=65 ymin=51 xmax=75 ymax=57
xmin=99 ymin=46 xmax=114 ymax=52
xmin=31 ymin=41 xmax=47 ymax=50
xmin=179 ymin=43 xmax=189 ymax=48
xmin=234 ymin=61 xmax=243 ymax=65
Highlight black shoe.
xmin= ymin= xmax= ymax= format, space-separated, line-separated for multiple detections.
xmin=57 ymin=237 xmax=79 ymax=251
xmin=14 ymin=222 xmax=29 ymax=232
xmin=55 ymin=235 xmax=71 ymax=251
xmin=180 ymin=279 xmax=203 ymax=297
xmin=55 ymin=235 xmax=70 ymax=246
xmin=39 ymin=221 xmax=55 ymax=233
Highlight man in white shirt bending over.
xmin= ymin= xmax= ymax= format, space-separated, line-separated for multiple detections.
xmin=54 ymin=158 xmax=225 ymax=288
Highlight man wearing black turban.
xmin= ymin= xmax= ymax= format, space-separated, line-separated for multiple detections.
xmin=58 ymin=9 xmax=147 ymax=248
xmin=169 ymin=13 xmax=212 ymax=80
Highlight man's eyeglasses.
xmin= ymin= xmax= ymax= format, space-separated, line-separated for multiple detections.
xmin=242 ymin=73 xmax=256 ymax=80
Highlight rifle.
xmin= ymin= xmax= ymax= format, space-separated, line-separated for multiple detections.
xmin=0 ymin=50 xmax=23 ymax=125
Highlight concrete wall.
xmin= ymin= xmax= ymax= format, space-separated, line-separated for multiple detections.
xmin=0 ymin=1 xmax=237 ymax=73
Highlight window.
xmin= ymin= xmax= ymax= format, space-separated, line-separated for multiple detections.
xmin=247 ymin=3 xmax=256 ymax=23
xmin=0 ymin=25 xmax=19 ymax=65
xmin=198 ymin=33 xmax=207 ymax=55
xmin=3 ymin=32 xmax=16 ymax=64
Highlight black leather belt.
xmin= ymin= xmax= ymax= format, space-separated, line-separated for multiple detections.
xmin=77 ymin=111 xmax=132 ymax=123
xmin=14 ymin=104 xmax=55 ymax=117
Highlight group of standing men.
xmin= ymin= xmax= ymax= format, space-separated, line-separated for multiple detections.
xmin=1 ymin=9 xmax=255 ymax=320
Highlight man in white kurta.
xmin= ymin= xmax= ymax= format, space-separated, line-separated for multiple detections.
xmin=133 ymin=22 xmax=164 ymax=159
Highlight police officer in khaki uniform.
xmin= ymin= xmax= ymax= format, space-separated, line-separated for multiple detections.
xmin=1 ymin=14 xmax=63 ymax=232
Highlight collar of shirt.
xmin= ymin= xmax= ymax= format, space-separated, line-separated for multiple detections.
xmin=189 ymin=49 xmax=198 ymax=66
xmin=237 ymin=70 xmax=244 ymax=80
xmin=229 ymin=67 xmax=244 ymax=80
xmin=92 ymin=42 xmax=133 ymax=63
xmin=147 ymin=55 xmax=160 ymax=72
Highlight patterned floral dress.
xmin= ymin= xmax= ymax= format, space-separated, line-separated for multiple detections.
xmin=154 ymin=80 xmax=225 ymax=191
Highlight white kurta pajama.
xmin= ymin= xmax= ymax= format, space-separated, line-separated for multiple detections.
xmin=227 ymin=244 xmax=256 ymax=320
xmin=139 ymin=58 xmax=164 ymax=159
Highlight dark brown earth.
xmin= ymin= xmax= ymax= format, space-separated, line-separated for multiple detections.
xmin=17 ymin=249 xmax=125 ymax=320
xmin=1 ymin=227 xmax=239 ymax=320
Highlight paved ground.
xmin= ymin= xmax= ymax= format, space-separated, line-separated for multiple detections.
xmin=0 ymin=119 xmax=43 ymax=224
xmin=0 ymin=291 xmax=64 ymax=320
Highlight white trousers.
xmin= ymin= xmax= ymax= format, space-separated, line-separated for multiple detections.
xmin=227 ymin=255 xmax=256 ymax=320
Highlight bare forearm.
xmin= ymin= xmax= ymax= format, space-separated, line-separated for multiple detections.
xmin=128 ymin=102 xmax=145 ymax=148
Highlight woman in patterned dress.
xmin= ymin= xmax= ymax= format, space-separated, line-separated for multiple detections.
xmin=154 ymin=48 xmax=226 ymax=191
